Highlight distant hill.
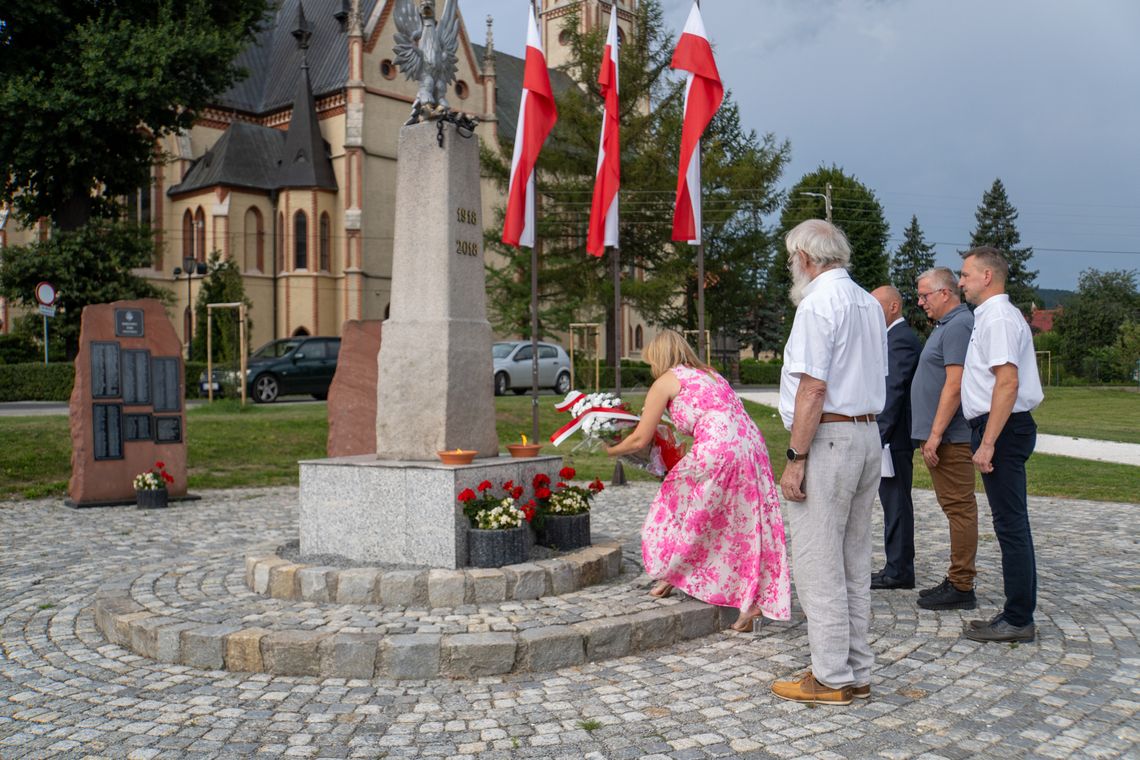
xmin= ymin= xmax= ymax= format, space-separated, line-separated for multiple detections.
xmin=1034 ymin=288 xmax=1074 ymax=308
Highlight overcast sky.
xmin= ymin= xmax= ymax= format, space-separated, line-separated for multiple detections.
xmin=458 ymin=0 xmax=1140 ymax=290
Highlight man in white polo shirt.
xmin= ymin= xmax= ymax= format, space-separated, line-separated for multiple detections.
xmin=772 ymin=219 xmax=887 ymax=706
xmin=957 ymin=246 xmax=1043 ymax=643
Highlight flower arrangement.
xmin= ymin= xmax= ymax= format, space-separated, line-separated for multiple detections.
xmin=133 ymin=461 xmax=174 ymax=491
xmin=534 ymin=467 xmax=605 ymax=517
xmin=550 ymin=390 xmax=640 ymax=449
xmin=457 ymin=479 xmax=533 ymax=530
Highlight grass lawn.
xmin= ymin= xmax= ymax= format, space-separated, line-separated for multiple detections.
xmin=0 ymin=390 xmax=1135 ymax=503
xmin=1033 ymin=386 xmax=1140 ymax=444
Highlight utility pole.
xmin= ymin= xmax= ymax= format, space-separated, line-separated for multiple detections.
xmin=801 ymin=182 xmax=832 ymax=223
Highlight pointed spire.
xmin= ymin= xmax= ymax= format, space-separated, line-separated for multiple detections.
xmin=278 ymin=0 xmax=337 ymax=191
xmin=485 ymin=15 xmax=495 ymax=59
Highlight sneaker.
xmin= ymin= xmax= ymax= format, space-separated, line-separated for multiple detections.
xmin=918 ymin=577 xmax=952 ymax=598
xmin=916 ymin=583 xmax=977 ymax=611
xmin=964 ymin=618 xmax=1036 ymax=643
xmin=771 ymin=672 xmax=853 ymax=705
xmin=967 ymin=611 xmax=1006 ymax=630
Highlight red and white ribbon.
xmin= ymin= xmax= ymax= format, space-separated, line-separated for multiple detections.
xmin=550 ymin=406 xmax=640 ymax=447
xmin=554 ymin=390 xmax=585 ymax=413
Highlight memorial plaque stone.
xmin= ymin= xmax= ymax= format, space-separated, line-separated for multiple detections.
xmin=151 ymin=357 xmax=181 ymax=412
xmin=115 ymin=309 xmax=145 ymax=338
xmin=122 ymin=350 xmax=152 ymax=405
xmin=91 ymin=342 xmax=121 ymax=398
xmin=124 ymin=414 xmax=152 ymax=442
xmin=93 ymin=404 xmax=123 ymax=461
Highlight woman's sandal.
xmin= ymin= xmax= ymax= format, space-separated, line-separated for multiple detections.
xmin=729 ymin=609 xmax=762 ymax=633
xmin=648 ymin=581 xmax=674 ymax=599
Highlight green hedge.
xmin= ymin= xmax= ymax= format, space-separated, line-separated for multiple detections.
xmin=0 ymin=360 xmax=208 ymax=401
xmin=739 ymin=359 xmax=783 ymax=385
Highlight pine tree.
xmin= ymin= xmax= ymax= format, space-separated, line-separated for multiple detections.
xmin=891 ymin=215 xmax=936 ymax=335
xmin=481 ymin=0 xmax=789 ymax=368
xmin=968 ymin=178 xmax=1038 ymax=314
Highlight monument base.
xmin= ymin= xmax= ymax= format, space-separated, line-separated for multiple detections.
xmin=299 ymin=453 xmax=563 ymax=569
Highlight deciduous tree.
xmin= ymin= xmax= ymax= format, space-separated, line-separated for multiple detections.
xmin=1052 ymin=269 xmax=1140 ymax=380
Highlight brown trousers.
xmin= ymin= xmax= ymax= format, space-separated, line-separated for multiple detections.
xmin=922 ymin=441 xmax=978 ymax=591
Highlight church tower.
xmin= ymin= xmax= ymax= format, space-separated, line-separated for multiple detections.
xmin=539 ymin=0 xmax=638 ymax=70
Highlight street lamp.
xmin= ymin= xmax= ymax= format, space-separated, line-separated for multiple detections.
xmin=173 ymin=256 xmax=207 ymax=360
xmin=800 ymin=182 xmax=833 ymax=224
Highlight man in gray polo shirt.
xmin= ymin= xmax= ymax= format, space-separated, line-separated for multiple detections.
xmin=910 ymin=267 xmax=979 ymax=611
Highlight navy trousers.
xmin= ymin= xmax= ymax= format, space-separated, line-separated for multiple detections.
xmin=969 ymin=411 xmax=1038 ymax=627
xmin=877 ymin=447 xmax=915 ymax=583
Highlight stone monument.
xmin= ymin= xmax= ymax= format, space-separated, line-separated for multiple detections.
xmin=325 ymin=319 xmax=382 ymax=458
xmin=67 ymin=299 xmax=188 ymax=506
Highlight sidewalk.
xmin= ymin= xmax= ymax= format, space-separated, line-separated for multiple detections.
xmin=738 ymin=390 xmax=1140 ymax=467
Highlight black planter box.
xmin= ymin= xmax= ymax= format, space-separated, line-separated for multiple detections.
xmin=135 ymin=488 xmax=169 ymax=510
xmin=467 ymin=526 xmax=529 ymax=568
xmin=537 ymin=513 xmax=591 ymax=550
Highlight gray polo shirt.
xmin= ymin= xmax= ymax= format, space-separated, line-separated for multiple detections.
xmin=910 ymin=303 xmax=973 ymax=444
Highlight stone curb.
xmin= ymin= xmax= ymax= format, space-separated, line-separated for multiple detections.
xmin=243 ymin=540 xmax=624 ymax=605
xmin=93 ymin=592 xmax=741 ymax=680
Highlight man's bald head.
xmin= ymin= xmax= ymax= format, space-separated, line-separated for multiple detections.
xmin=871 ymin=285 xmax=903 ymax=327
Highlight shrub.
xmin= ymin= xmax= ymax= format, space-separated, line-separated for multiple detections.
xmin=0 ymin=362 xmax=76 ymax=401
xmin=739 ymin=359 xmax=783 ymax=385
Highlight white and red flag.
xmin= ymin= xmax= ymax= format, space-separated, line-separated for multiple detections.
xmin=502 ymin=4 xmax=559 ymax=248
xmin=586 ymin=9 xmax=621 ymax=257
xmin=670 ymin=2 xmax=723 ymax=245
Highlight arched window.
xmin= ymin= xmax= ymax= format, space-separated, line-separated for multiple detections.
xmin=194 ymin=207 xmax=206 ymax=263
xmin=635 ymin=325 xmax=644 ymax=350
xmin=292 ymin=326 xmax=310 ymax=337
xmin=277 ymin=212 xmax=285 ymax=272
xmin=319 ymin=212 xmax=331 ymax=271
xmin=244 ymin=207 xmax=264 ymax=272
xmin=182 ymin=210 xmax=194 ymax=264
xmin=293 ymin=210 xmax=308 ymax=270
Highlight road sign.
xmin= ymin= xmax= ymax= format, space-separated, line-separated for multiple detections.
xmin=35 ymin=281 xmax=57 ymax=306
xmin=38 ymin=304 xmax=57 ymax=318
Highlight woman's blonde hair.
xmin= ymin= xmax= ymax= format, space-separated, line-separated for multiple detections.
xmin=643 ymin=329 xmax=712 ymax=379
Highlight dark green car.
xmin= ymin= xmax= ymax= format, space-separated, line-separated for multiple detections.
xmin=246 ymin=336 xmax=341 ymax=403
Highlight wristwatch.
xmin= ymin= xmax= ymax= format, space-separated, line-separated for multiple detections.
xmin=786 ymin=447 xmax=808 ymax=462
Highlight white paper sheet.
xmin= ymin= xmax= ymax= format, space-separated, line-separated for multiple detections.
xmin=881 ymin=444 xmax=895 ymax=478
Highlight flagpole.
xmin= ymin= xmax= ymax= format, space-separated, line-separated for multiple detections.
xmin=695 ymin=0 xmax=706 ymax=363
xmin=611 ymin=245 xmax=621 ymax=396
xmin=529 ymin=0 xmax=543 ymax=443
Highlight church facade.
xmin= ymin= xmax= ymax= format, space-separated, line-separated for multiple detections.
xmin=1 ymin=0 xmax=652 ymax=361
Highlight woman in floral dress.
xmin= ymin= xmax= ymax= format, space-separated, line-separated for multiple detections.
xmin=606 ymin=330 xmax=791 ymax=630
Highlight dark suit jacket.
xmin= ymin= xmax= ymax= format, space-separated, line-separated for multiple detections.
xmin=878 ymin=320 xmax=921 ymax=452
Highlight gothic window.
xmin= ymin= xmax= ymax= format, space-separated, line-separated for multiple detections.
xmin=277 ymin=212 xmax=285 ymax=272
xmin=635 ymin=325 xmax=643 ymax=350
xmin=319 ymin=212 xmax=331 ymax=271
xmin=244 ymin=207 xmax=264 ymax=272
xmin=194 ymin=207 xmax=206 ymax=263
xmin=182 ymin=210 xmax=193 ymax=264
xmin=294 ymin=210 xmax=308 ymax=270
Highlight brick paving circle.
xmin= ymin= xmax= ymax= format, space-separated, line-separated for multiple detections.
xmin=1 ymin=483 xmax=1137 ymax=758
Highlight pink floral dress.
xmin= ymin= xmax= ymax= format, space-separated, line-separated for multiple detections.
xmin=642 ymin=365 xmax=791 ymax=620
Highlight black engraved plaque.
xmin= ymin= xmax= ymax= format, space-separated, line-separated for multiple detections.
xmin=124 ymin=413 xmax=152 ymax=442
xmin=151 ymin=357 xmax=182 ymax=412
xmin=91 ymin=342 xmax=121 ymax=398
xmin=154 ymin=416 xmax=182 ymax=443
xmin=115 ymin=308 xmax=145 ymax=337
xmin=122 ymin=350 xmax=151 ymax=405
xmin=93 ymin=404 xmax=123 ymax=460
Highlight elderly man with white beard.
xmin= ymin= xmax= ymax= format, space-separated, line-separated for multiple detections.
xmin=771 ymin=219 xmax=888 ymax=706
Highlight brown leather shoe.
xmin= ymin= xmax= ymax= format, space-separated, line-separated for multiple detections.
xmin=852 ymin=684 xmax=871 ymax=699
xmin=771 ymin=672 xmax=853 ymax=705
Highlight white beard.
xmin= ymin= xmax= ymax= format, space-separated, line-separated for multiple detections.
xmin=789 ymin=256 xmax=812 ymax=306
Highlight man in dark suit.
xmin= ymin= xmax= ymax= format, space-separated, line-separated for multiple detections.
xmin=870 ymin=286 xmax=921 ymax=590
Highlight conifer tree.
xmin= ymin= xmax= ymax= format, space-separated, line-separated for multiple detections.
xmin=481 ymin=0 xmax=789 ymax=367
xmin=891 ymin=215 xmax=936 ymax=335
xmin=967 ymin=178 xmax=1038 ymax=314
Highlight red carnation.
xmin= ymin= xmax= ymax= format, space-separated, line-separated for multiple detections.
xmin=503 ymin=480 xmax=514 ymax=491
xmin=535 ymin=486 xmax=551 ymax=500
xmin=458 ymin=488 xmax=477 ymax=502
xmin=162 ymin=472 xmax=174 ymax=484
xmin=556 ymin=482 xmax=567 ymax=489
xmin=520 ymin=501 xmax=536 ymax=522
xmin=155 ymin=461 xmax=165 ymax=470
xmin=589 ymin=478 xmax=605 ymax=493
xmin=533 ymin=473 xmax=551 ymax=487
xmin=477 ymin=480 xmax=493 ymax=492
xmin=559 ymin=466 xmax=576 ymax=479
xmin=511 ymin=486 xmax=524 ymax=500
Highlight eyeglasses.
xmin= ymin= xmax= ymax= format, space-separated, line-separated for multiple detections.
xmin=916 ymin=288 xmax=948 ymax=304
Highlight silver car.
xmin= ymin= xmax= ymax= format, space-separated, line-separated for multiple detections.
xmin=492 ymin=341 xmax=572 ymax=396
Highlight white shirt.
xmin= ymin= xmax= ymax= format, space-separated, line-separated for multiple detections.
xmin=961 ymin=294 xmax=1044 ymax=420
xmin=779 ymin=268 xmax=888 ymax=430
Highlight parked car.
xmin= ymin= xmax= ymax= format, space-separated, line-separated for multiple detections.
xmin=199 ymin=336 xmax=341 ymax=403
xmin=492 ymin=340 xmax=572 ymax=396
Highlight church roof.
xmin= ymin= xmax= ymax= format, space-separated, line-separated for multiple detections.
xmin=277 ymin=2 xmax=339 ymax=190
xmin=218 ymin=0 xmax=380 ymax=115
xmin=471 ymin=43 xmax=578 ymax=147
xmin=168 ymin=122 xmax=287 ymax=195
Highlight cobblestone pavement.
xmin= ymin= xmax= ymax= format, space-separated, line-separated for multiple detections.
xmin=1 ymin=483 xmax=1137 ymax=759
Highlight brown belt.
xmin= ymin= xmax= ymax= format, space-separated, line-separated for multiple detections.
xmin=820 ymin=412 xmax=877 ymax=423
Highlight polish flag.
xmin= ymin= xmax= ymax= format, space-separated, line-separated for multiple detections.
xmin=586 ymin=9 xmax=621 ymax=257
xmin=670 ymin=2 xmax=723 ymax=245
xmin=502 ymin=4 xmax=559 ymax=248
